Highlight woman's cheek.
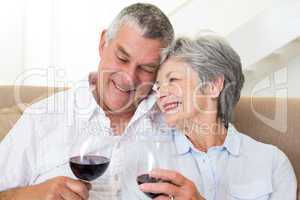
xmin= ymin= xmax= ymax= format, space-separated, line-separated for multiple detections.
xmin=184 ymin=98 xmax=199 ymax=118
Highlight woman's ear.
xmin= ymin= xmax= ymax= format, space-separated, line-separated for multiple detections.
xmin=99 ymin=30 xmax=107 ymax=58
xmin=210 ymin=75 xmax=224 ymax=98
xmin=200 ymin=76 xmax=224 ymax=98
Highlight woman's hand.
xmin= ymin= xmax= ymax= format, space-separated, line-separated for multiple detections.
xmin=139 ymin=169 xmax=205 ymax=200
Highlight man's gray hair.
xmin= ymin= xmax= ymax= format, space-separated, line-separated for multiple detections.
xmin=163 ymin=36 xmax=245 ymax=128
xmin=106 ymin=3 xmax=174 ymax=49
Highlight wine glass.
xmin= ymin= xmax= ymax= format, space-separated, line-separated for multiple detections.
xmin=69 ymin=127 xmax=115 ymax=182
xmin=135 ymin=131 xmax=178 ymax=199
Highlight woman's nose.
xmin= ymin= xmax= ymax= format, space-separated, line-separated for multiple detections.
xmin=156 ymin=83 xmax=169 ymax=99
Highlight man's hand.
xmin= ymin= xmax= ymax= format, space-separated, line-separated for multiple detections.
xmin=0 ymin=176 xmax=91 ymax=200
xmin=139 ymin=169 xmax=205 ymax=200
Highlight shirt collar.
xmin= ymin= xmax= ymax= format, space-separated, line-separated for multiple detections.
xmin=174 ymin=123 xmax=241 ymax=156
xmin=223 ymin=124 xmax=241 ymax=156
xmin=174 ymin=130 xmax=192 ymax=155
xmin=127 ymin=92 xmax=157 ymax=126
xmin=73 ymin=77 xmax=99 ymax=121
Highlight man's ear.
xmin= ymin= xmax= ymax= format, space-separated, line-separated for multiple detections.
xmin=99 ymin=30 xmax=107 ymax=58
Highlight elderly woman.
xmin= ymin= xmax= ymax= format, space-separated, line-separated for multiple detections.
xmin=139 ymin=36 xmax=297 ymax=200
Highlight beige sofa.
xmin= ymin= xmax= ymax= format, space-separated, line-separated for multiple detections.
xmin=1 ymin=86 xmax=299 ymax=197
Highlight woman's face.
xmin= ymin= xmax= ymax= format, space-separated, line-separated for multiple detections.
xmin=156 ymin=58 xmax=206 ymax=127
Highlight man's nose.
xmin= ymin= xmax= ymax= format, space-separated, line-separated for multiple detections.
xmin=122 ymin=65 xmax=138 ymax=87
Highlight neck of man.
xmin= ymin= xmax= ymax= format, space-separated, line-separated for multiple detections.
xmin=181 ymin=114 xmax=227 ymax=153
xmin=106 ymin=110 xmax=134 ymax=135
xmin=95 ymin=90 xmax=135 ymax=135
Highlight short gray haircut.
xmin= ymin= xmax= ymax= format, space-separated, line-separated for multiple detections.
xmin=163 ymin=36 xmax=245 ymax=128
xmin=106 ymin=3 xmax=174 ymax=49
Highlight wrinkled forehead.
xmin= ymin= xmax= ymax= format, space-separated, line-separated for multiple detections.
xmin=158 ymin=57 xmax=191 ymax=76
xmin=113 ymin=24 xmax=164 ymax=62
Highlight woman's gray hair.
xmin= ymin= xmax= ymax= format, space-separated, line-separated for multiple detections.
xmin=163 ymin=36 xmax=245 ymax=128
xmin=106 ymin=3 xmax=174 ymax=50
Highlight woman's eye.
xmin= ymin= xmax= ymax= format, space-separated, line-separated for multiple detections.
xmin=169 ymin=78 xmax=178 ymax=82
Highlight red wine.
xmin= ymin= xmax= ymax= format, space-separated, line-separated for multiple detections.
xmin=70 ymin=155 xmax=110 ymax=181
xmin=137 ymin=174 xmax=164 ymax=199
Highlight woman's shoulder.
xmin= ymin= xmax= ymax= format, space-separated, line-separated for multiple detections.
xmin=239 ymin=131 xmax=277 ymax=150
xmin=236 ymin=129 xmax=289 ymax=165
xmin=230 ymin=127 xmax=296 ymax=195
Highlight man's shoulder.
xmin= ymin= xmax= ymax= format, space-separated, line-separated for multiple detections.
xmin=25 ymin=79 xmax=92 ymax=114
xmin=24 ymin=88 xmax=74 ymax=116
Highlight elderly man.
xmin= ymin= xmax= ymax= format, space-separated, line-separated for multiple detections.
xmin=0 ymin=3 xmax=174 ymax=200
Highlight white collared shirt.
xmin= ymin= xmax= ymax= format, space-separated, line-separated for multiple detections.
xmin=0 ymin=79 xmax=159 ymax=199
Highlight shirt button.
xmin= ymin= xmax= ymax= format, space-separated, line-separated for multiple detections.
xmin=114 ymin=174 xmax=119 ymax=181
xmin=116 ymin=189 xmax=121 ymax=196
xmin=115 ymin=141 xmax=121 ymax=149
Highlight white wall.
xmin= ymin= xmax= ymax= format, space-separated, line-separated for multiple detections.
xmin=287 ymin=56 xmax=300 ymax=97
xmin=0 ymin=0 xmax=24 ymax=85
xmin=226 ymin=0 xmax=300 ymax=68
xmin=242 ymin=40 xmax=300 ymax=98
xmin=170 ymin=0 xmax=277 ymax=37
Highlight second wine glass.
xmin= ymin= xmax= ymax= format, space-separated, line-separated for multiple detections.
xmin=135 ymin=131 xmax=178 ymax=199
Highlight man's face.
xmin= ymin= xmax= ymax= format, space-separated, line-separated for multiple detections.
xmin=98 ymin=24 xmax=163 ymax=114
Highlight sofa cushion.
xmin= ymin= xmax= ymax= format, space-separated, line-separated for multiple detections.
xmin=0 ymin=104 xmax=27 ymax=141
xmin=0 ymin=87 xmax=67 ymax=141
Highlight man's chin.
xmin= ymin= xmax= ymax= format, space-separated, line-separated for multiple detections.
xmin=104 ymin=103 xmax=136 ymax=114
xmin=101 ymin=94 xmax=134 ymax=113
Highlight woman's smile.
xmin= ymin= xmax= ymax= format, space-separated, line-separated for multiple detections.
xmin=162 ymin=101 xmax=182 ymax=113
